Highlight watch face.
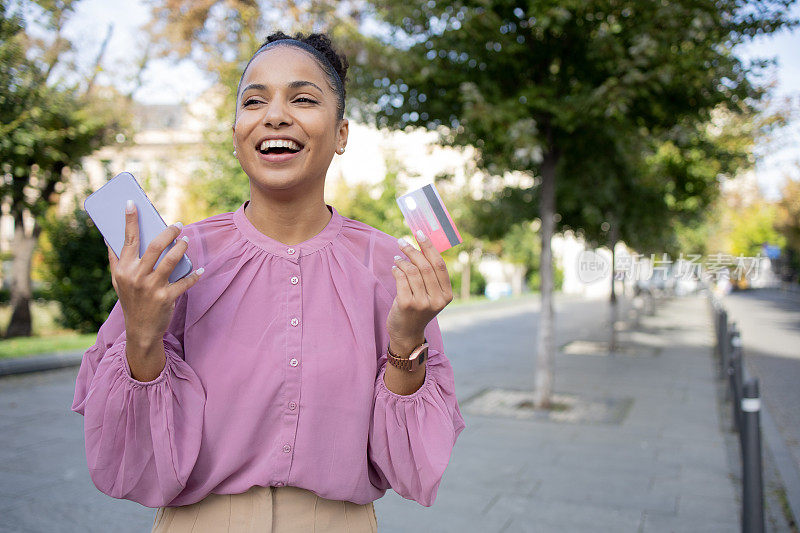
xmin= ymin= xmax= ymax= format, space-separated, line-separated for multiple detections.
xmin=411 ymin=346 xmax=427 ymax=367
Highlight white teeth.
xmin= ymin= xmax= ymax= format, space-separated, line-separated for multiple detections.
xmin=260 ymin=139 xmax=302 ymax=151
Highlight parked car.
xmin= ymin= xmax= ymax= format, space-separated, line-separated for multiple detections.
xmin=485 ymin=281 xmax=513 ymax=300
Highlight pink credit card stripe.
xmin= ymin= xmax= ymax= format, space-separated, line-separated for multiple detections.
xmin=427 ymin=184 xmax=462 ymax=244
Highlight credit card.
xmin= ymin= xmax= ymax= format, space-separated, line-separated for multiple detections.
xmin=396 ymin=183 xmax=463 ymax=253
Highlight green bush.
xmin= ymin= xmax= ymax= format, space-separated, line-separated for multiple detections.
xmin=38 ymin=206 xmax=117 ymax=334
xmin=450 ymin=261 xmax=487 ymax=297
xmin=0 ymin=286 xmax=51 ymax=303
xmin=527 ymin=261 xmax=564 ymax=292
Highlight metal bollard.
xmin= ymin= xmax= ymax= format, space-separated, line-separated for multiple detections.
xmin=728 ymin=331 xmax=743 ymax=433
xmin=724 ymin=322 xmax=737 ymax=402
xmin=719 ymin=311 xmax=729 ymax=380
xmin=646 ymin=289 xmax=656 ymax=316
xmin=716 ymin=308 xmax=726 ymax=376
xmin=741 ymin=378 xmax=765 ymax=533
xmin=715 ymin=307 xmax=721 ymax=357
xmin=723 ymin=322 xmax=736 ymax=399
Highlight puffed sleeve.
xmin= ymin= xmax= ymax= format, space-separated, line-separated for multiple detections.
xmin=368 ymin=316 xmax=466 ymax=507
xmin=71 ymin=266 xmax=205 ymax=507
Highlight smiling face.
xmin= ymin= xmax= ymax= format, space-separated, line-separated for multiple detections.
xmin=232 ymin=45 xmax=348 ymax=193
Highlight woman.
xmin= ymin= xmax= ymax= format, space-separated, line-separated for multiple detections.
xmin=72 ymin=31 xmax=466 ymax=532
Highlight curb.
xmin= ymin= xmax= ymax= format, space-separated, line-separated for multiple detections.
xmin=0 ymin=351 xmax=84 ymax=378
xmin=760 ymin=394 xmax=800 ymax=529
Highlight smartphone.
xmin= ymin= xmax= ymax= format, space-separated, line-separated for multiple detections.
xmin=84 ymin=171 xmax=193 ymax=283
xmin=396 ymin=182 xmax=463 ymax=253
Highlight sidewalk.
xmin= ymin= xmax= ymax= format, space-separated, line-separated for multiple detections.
xmin=375 ymin=292 xmax=743 ymax=532
xmin=1 ymin=292 xmax=765 ymax=532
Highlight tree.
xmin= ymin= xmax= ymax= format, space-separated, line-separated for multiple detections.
xmin=329 ymin=151 xmax=409 ymax=235
xmin=329 ymin=148 xmax=492 ymax=298
xmin=38 ymin=203 xmax=117 ymax=333
xmin=729 ymin=201 xmax=785 ymax=258
xmin=776 ymin=173 xmax=800 ymax=246
xmin=0 ymin=0 xmax=134 ymax=338
xmin=775 ymin=174 xmax=800 ymax=282
xmin=353 ymin=0 xmax=797 ymax=408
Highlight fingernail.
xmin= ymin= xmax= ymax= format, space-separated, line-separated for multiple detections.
xmin=195 ymin=267 xmax=205 ymax=276
xmin=394 ymin=255 xmax=403 ymax=262
xmin=173 ymin=221 xmax=184 ymax=230
xmin=397 ymin=237 xmax=409 ymax=248
xmin=181 ymin=235 xmax=189 ymax=243
xmin=125 ymin=199 xmax=134 ymax=213
xmin=415 ymin=229 xmax=427 ymax=241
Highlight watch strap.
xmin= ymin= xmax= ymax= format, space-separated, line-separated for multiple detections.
xmin=387 ymin=337 xmax=428 ymax=371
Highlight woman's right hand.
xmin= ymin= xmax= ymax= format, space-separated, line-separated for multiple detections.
xmin=106 ymin=201 xmax=203 ymax=348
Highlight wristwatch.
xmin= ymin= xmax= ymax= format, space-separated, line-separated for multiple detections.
xmin=387 ymin=338 xmax=428 ymax=372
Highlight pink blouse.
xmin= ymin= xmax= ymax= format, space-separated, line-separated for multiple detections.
xmin=71 ymin=200 xmax=466 ymax=508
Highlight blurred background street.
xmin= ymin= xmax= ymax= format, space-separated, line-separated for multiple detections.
xmin=2 ymin=290 xmax=799 ymax=531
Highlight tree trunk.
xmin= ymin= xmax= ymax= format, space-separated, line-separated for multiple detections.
xmin=4 ymin=165 xmax=59 ymax=339
xmin=461 ymin=254 xmax=471 ymax=301
xmin=4 ymin=209 xmax=41 ymax=338
xmin=511 ymin=263 xmax=525 ymax=296
xmin=608 ymin=215 xmax=619 ymax=352
xmin=532 ymin=140 xmax=559 ymax=409
xmin=609 ymin=230 xmax=617 ymax=304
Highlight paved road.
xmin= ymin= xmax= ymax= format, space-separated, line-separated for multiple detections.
xmin=0 ymin=293 xmax=623 ymax=532
xmin=721 ymin=288 xmax=800 ymax=481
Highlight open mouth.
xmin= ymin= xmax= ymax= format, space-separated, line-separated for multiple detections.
xmin=257 ymin=139 xmax=305 ymax=156
xmin=258 ymin=145 xmax=302 ymax=155
xmin=254 ymin=139 xmax=306 ymax=163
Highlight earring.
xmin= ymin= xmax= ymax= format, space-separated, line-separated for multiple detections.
xmin=233 ymin=149 xmax=238 ymax=158
xmin=338 ymin=147 xmax=345 ymax=154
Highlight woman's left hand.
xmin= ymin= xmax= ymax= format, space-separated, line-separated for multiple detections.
xmin=387 ymin=230 xmax=454 ymax=345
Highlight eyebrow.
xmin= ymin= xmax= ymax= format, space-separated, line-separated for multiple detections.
xmin=240 ymin=80 xmax=324 ymax=96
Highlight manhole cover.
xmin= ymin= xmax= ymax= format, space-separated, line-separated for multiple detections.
xmin=462 ymin=388 xmax=634 ymax=425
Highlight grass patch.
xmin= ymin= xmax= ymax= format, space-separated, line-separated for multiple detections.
xmin=517 ymin=399 xmax=571 ymax=412
xmin=0 ymin=300 xmax=96 ymax=359
xmin=773 ymin=486 xmax=798 ymax=532
xmin=447 ymin=290 xmax=540 ymax=309
xmin=0 ymin=333 xmax=97 ymax=359
xmin=448 ymin=294 xmax=491 ymax=307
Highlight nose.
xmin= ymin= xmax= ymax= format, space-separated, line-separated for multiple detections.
xmin=261 ymin=95 xmax=292 ymax=128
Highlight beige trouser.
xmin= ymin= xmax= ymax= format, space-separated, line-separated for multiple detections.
xmin=151 ymin=484 xmax=378 ymax=532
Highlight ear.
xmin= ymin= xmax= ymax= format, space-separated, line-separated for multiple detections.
xmin=337 ymin=118 xmax=349 ymax=148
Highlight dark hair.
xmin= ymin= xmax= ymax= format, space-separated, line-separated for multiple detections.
xmin=236 ymin=31 xmax=349 ymax=122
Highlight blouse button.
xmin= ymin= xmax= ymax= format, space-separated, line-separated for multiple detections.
xmin=283 ymin=444 xmax=292 ymax=453
xmin=290 ymin=317 xmax=299 ymax=326
xmin=287 ymin=248 xmax=295 ymax=255
xmin=290 ymin=276 xmax=299 ymax=285
xmin=289 ymin=358 xmax=298 ymax=367
xmin=288 ymin=401 xmax=297 ymax=410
